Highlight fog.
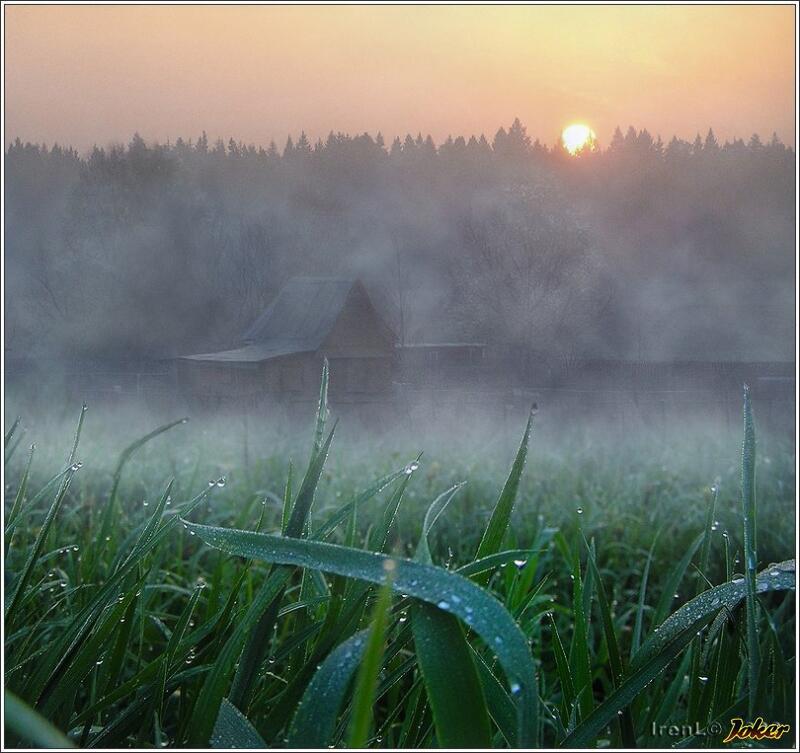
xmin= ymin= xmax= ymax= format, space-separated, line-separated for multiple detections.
xmin=3 ymin=121 xmax=796 ymax=442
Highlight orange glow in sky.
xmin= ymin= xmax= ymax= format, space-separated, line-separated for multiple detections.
xmin=4 ymin=5 xmax=796 ymax=151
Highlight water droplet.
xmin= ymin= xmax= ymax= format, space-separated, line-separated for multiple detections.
xmin=722 ymin=530 xmax=729 ymax=539
xmin=72 ymin=545 xmax=79 ymax=552
xmin=189 ymin=531 xmax=196 ymax=536
xmin=494 ymin=636 xmax=503 ymax=646
xmin=142 ymin=500 xmax=149 ymax=507
xmin=216 ymin=477 xmax=226 ymax=488
xmin=70 ymin=462 xmax=83 ymax=472
xmin=208 ymin=480 xmax=216 ymax=487
xmin=437 ymin=600 xmax=450 ymax=611
xmin=105 ymin=536 xmax=111 ymax=542
xmin=770 ymin=569 xmax=780 ymax=576
xmin=698 ymin=675 xmax=709 ymax=683
xmin=510 ymin=682 xmax=521 ymax=694
xmin=404 ymin=461 xmax=420 ymax=475
xmin=576 ymin=507 xmax=584 ymax=515
xmin=95 ymin=659 xmax=104 ymax=665
xmin=513 ymin=559 xmax=527 ymax=569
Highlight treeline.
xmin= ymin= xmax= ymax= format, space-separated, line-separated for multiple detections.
xmin=4 ymin=120 xmax=795 ymax=361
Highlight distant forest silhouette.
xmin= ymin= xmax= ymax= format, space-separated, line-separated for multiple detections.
xmin=4 ymin=119 xmax=795 ymax=362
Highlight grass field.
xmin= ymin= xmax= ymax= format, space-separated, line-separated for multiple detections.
xmin=3 ymin=367 xmax=796 ymax=749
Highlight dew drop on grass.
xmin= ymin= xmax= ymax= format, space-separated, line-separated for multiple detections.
xmin=510 ymin=682 xmax=521 ymax=694
xmin=576 ymin=507 xmax=584 ymax=515
xmin=216 ymin=477 xmax=226 ymax=487
xmin=513 ymin=559 xmax=527 ymax=569
xmin=437 ymin=600 xmax=450 ymax=611
xmin=143 ymin=500 xmax=149 ymax=507
xmin=404 ymin=461 xmax=419 ymax=475
xmin=698 ymin=676 xmax=709 ymax=683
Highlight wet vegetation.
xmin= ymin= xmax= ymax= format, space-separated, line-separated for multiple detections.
xmin=3 ymin=369 xmax=795 ymax=748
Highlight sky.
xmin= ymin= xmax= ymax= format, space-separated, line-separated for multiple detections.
xmin=4 ymin=4 xmax=796 ymax=152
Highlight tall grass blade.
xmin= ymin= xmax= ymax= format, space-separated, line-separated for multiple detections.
xmin=473 ymin=408 xmax=534 ymax=585
xmin=740 ymin=384 xmax=759 ymax=717
xmin=347 ymin=578 xmax=393 ymax=748
xmin=96 ymin=416 xmax=188 ymax=549
xmin=4 ymin=691 xmax=75 ymax=748
xmin=287 ymin=629 xmax=369 ymax=747
xmin=210 ymin=698 xmax=267 ymax=749
xmin=183 ymin=519 xmax=540 ymax=746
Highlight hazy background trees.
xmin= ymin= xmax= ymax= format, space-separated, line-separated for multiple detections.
xmin=3 ymin=120 xmax=795 ymax=363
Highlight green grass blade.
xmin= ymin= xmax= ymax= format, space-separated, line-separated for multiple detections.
xmin=5 ymin=442 xmax=34 ymax=537
xmin=313 ymin=357 xmax=330 ymax=457
xmin=631 ymin=532 xmax=659 ymax=655
xmin=473 ymin=408 xmax=534 ymax=585
xmin=285 ymin=423 xmax=336 ymax=538
xmin=412 ymin=603 xmax=492 ymax=748
xmin=183 ymin=519 xmax=540 ymax=746
xmin=185 ymin=568 xmax=291 ymax=746
xmin=633 ymin=559 xmax=794 ymax=668
xmin=5 ymin=471 xmax=75 ymax=628
xmin=584 ymin=540 xmax=636 ymax=747
xmin=281 ymin=461 xmax=293 ymax=535
xmin=741 ymin=384 xmax=759 ymax=717
xmin=549 ymin=613 xmax=576 ymax=722
xmin=653 ymin=532 xmax=703 ymax=626
xmin=569 ymin=554 xmax=593 ymax=721
xmin=96 ymin=416 xmax=189 ymax=548
xmin=287 ymin=629 xmax=369 ymax=747
xmin=564 ymin=560 xmax=795 ymax=748
xmin=347 ymin=579 xmax=393 ymax=748
xmin=4 ymin=691 xmax=74 ymax=748
xmin=210 ymin=698 xmax=267 ymax=749
xmin=229 ymin=423 xmax=336 ymax=711
xmin=4 ymin=415 xmax=22 ymax=446
xmin=471 ymin=645 xmax=518 ymax=746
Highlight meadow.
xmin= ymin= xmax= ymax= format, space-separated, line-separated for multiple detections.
xmin=3 ymin=367 xmax=796 ymax=749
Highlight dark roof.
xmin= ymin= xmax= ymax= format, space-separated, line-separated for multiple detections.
xmin=242 ymin=277 xmax=356 ymax=344
xmin=182 ymin=277 xmax=370 ymax=363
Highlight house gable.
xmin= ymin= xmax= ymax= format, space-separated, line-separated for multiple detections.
xmin=321 ymin=281 xmax=396 ymax=357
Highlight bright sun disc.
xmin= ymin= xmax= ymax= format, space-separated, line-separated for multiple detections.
xmin=562 ymin=123 xmax=596 ymax=155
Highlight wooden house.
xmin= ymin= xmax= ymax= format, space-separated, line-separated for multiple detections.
xmin=178 ymin=277 xmax=395 ymax=409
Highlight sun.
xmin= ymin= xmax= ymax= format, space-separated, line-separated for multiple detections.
xmin=562 ymin=123 xmax=597 ymax=155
